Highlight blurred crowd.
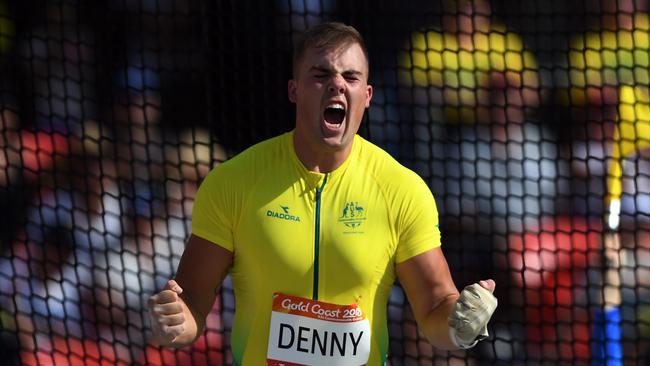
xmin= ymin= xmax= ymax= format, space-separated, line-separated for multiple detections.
xmin=374 ymin=0 xmax=650 ymax=363
xmin=0 ymin=0 xmax=227 ymax=364
xmin=0 ymin=0 xmax=648 ymax=365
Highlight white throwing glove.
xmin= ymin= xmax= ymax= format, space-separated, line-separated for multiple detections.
xmin=448 ymin=283 xmax=498 ymax=349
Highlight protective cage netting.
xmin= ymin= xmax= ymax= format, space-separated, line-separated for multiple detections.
xmin=0 ymin=0 xmax=649 ymax=365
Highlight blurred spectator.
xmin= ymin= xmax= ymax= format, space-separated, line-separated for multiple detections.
xmin=394 ymin=0 xmax=558 ymax=363
xmin=0 ymin=144 xmax=125 ymax=364
xmin=521 ymin=0 xmax=650 ymax=363
xmin=0 ymin=99 xmax=70 ymax=246
xmin=395 ymin=0 xmax=553 ymax=282
xmin=496 ymin=215 xmax=601 ymax=363
xmin=555 ymin=0 xmax=650 ymax=215
xmin=17 ymin=0 xmax=98 ymax=135
xmin=0 ymin=120 xmax=228 ymax=365
xmin=397 ymin=0 xmax=557 ymax=221
xmin=112 ymin=56 xmax=232 ymax=364
xmin=112 ymin=61 xmax=166 ymax=233
xmin=399 ymin=0 xmax=541 ymax=126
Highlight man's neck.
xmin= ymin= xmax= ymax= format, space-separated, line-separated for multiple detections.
xmin=292 ymin=132 xmax=353 ymax=173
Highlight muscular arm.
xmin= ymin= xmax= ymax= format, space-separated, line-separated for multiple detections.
xmin=396 ymin=247 xmax=460 ymax=350
xmin=150 ymin=234 xmax=233 ymax=347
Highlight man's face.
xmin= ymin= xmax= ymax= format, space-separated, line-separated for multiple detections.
xmin=288 ymin=43 xmax=373 ymax=153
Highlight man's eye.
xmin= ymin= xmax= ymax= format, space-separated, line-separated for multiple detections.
xmin=315 ymin=74 xmax=328 ymax=79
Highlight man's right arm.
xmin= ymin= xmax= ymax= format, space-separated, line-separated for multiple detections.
xmin=148 ymin=234 xmax=233 ymax=347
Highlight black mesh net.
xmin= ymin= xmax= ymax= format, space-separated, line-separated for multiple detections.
xmin=0 ymin=0 xmax=649 ymax=365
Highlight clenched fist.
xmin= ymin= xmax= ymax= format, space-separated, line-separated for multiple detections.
xmin=148 ymin=280 xmax=188 ymax=346
xmin=448 ymin=279 xmax=498 ymax=349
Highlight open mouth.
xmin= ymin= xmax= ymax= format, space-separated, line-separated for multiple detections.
xmin=323 ymin=104 xmax=346 ymax=126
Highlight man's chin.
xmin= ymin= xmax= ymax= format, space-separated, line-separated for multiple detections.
xmin=319 ymin=135 xmax=352 ymax=152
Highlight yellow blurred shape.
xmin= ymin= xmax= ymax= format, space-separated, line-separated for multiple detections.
xmin=607 ymin=85 xmax=650 ymax=203
xmin=398 ymin=24 xmax=538 ymax=124
xmin=564 ymin=13 xmax=650 ymax=106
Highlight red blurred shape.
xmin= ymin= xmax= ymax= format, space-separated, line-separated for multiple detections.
xmin=20 ymin=131 xmax=69 ymax=180
xmin=509 ymin=215 xmax=603 ymax=363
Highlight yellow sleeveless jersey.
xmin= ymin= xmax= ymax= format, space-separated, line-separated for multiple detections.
xmin=191 ymin=131 xmax=441 ymax=365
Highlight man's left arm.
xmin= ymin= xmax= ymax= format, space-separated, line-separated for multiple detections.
xmin=396 ymin=247 xmax=497 ymax=350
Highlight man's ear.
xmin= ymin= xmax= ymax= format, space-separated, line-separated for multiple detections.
xmin=288 ymin=79 xmax=297 ymax=103
xmin=365 ymin=84 xmax=373 ymax=108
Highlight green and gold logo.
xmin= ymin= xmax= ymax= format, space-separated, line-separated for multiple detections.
xmin=338 ymin=201 xmax=366 ymax=229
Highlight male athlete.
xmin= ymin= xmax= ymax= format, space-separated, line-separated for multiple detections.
xmin=148 ymin=22 xmax=497 ymax=365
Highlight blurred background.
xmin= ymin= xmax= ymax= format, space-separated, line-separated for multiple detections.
xmin=0 ymin=0 xmax=648 ymax=365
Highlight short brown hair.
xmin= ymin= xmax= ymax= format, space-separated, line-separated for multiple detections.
xmin=292 ymin=22 xmax=369 ymax=77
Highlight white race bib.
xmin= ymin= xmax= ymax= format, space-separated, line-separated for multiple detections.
xmin=267 ymin=293 xmax=370 ymax=366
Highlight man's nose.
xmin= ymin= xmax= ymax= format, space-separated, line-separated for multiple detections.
xmin=328 ymin=75 xmax=346 ymax=94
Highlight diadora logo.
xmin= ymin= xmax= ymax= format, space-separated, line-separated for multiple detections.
xmin=338 ymin=201 xmax=366 ymax=230
xmin=267 ymin=205 xmax=301 ymax=222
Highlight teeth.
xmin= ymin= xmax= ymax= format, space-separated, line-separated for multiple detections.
xmin=327 ymin=103 xmax=345 ymax=110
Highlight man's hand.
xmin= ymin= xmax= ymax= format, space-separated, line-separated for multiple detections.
xmin=146 ymin=236 xmax=232 ymax=348
xmin=448 ymin=279 xmax=498 ymax=349
xmin=148 ymin=280 xmax=187 ymax=346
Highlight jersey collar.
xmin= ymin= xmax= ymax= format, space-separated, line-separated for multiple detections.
xmin=286 ymin=130 xmax=360 ymax=188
